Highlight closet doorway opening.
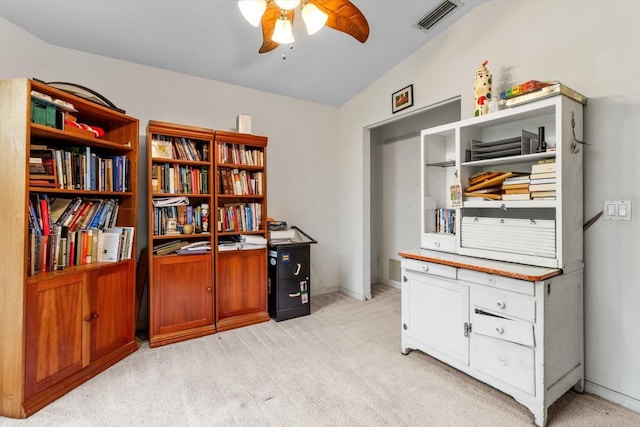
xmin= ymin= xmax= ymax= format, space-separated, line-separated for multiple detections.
xmin=367 ymin=98 xmax=461 ymax=292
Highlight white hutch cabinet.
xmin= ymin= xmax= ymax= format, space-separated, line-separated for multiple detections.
xmin=400 ymin=94 xmax=585 ymax=426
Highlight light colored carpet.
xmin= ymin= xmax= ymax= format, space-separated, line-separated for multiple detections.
xmin=2 ymin=284 xmax=639 ymax=426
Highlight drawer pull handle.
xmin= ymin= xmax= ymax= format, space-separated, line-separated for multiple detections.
xmin=495 ymin=326 xmax=504 ymax=334
xmin=421 ymin=265 xmax=429 ymax=272
xmin=498 ymin=357 xmax=507 ymax=366
xmin=294 ymin=263 xmax=302 ymax=276
xmin=434 ymin=241 xmax=440 ymax=247
xmin=289 ymin=292 xmax=301 ymax=298
xmin=496 ymin=301 xmax=506 ymax=309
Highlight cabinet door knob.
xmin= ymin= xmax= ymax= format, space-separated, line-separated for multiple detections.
xmin=421 ymin=265 xmax=429 ymax=272
xmin=84 ymin=312 xmax=99 ymax=322
xmin=496 ymin=301 xmax=506 ymax=309
xmin=495 ymin=326 xmax=504 ymax=334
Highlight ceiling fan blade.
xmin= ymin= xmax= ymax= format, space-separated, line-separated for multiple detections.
xmin=309 ymin=0 xmax=369 ymax=43
xmin=259 ymin=2 xmax=280 ymax=53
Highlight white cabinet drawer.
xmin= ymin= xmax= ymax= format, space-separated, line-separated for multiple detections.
xmin=458 ymin=268 xmax=534 ymax=296
xmin=471 ymin=333 xmax=535 ymax=395
xmin=472 ymin=310 xmax=534 ymax=347
xmin=402 ymin=259 xmax=457 ymax=279
xmin=421 ymin=232 xmax=456 ymax=253
xmin=473 ymin=286 xmax=536 ymax=322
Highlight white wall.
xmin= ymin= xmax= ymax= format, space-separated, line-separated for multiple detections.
xmin=0 ymin=18 xmax=342 ymax=295
xmin=338 ymin=0 xmax=639 ymax=412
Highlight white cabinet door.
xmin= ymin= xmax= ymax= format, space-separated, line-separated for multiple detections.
xmin=402 ymin=270 xmax=469 ymax=365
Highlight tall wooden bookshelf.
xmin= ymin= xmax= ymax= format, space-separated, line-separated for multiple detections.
xmin=0 ymin=78 xmax=139 ymax=418
xmin=214 ymin=130 xmax=270 ymax=331
xmin=146 ymin=121 xmax=215 ymax=347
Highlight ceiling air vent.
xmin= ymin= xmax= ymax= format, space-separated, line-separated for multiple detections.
xmin=415 ymin=0 xmax=460 ymax=32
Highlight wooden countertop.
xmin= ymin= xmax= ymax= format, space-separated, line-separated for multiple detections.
xmin=399 ymin=249 xmax=562 ymax=282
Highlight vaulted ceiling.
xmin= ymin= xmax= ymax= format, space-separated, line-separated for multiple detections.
xmin=0 ymin=0 xmax=485 ymax=106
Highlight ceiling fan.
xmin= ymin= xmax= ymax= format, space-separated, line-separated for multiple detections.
xmin=238 ymin=0 xmax=370 ymax=54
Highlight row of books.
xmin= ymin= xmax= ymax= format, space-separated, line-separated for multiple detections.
xmin=29 ymin=145 xmax=128 ymax=191
xmin=150 ymin=134 xmax=209 ymax=162
xmin=152 ymin=203 xmax=210 ymax=236
xmin=218 ymin=143 xmax=264 ymax=166
xmin=29 ymin=195 xmax=120 ymax=236
xmin=151 ymin=163 xmax=209 ymax=194
xmin=153 ymin=240 xmax=212 ymax=256
xmin=463 ymin=159 xmax=557 ymax=201
xmin=28 ymin=226 xmax=134 ymax=276
xmin=435 ymin=208 xmax=456 ymax=234
xmin=217 ymin=202 xmax=263 ymax=233
xmin=218 ymin=168 xmax=263 ymax=196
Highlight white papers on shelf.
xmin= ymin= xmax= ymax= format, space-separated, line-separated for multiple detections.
xmin=152 ymin=196 xmax=190 ymax=207
xmin=240 ymin=234 xmax=267 ymax=245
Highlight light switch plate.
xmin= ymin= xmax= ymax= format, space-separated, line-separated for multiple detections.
xmin=603 ymin=200 xmax=632 ymax=221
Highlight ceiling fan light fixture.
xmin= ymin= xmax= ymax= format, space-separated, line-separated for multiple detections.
xmin=274 ymin=0 xmax=300 ymax=10
xmin=272 ymin=16 xmax=295 ymax=44
xmin=238 ymin=0 xmax=267 ymax=27
xmin=301 ymin=3 xmax=328 ymax=35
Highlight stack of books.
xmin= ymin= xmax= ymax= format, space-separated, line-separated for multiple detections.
xmin=501 ymin=174 xmax=531 ymax=200
xmin=153 ymin=240 xmax=189 ymax=256
xmin=529 ymin=160 xmax=557 ymax=199
xmin=463 ymin=171 xmax=514 ymax=200
xmin=174 ymin=241 xmax=211 ymax=255
xmin=239 ymin=234 xmax=267 ymax=249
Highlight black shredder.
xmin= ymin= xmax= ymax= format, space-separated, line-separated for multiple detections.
xmin=268 ymin=226 xmax=317 ymax=321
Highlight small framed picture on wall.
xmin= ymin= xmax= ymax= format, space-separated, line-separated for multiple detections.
xmin=392 ymin=84 xmax=413 ymax=114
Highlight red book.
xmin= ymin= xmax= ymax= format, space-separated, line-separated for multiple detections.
xmin=68 ymin=231 xmax=76 ymax=266
xmin=80 ymin=231 xmax=89 ymax=265
xmin=68 ymin=202 xmax=92 ymax=232
xmin=39 ymin=199 xmax=51 ymax=235
xmin=40 ymin=234 xmax=48 ymax=272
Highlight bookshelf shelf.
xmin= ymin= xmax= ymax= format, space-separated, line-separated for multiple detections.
xmin=217 ymin=194 xmax=266 ymax=199
xmin=0 ymin=78 xmax=139 ymax=419
xmin=24 ymin=258 xmax=132 ymax=283
xmin=151 ymin=158 xmax=210 ymax=166
xmin=31 ymin=124 xmax=135 ymax=151
xmin=217 ymin=163 xmax=264 ymax=170
xmin=28 ymin=188 xmax=136 ymax=196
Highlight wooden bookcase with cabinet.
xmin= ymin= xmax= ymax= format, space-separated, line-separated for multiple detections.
xmin=214 ymin=130 xmax=270 ymax=332
xmin=0 ymin=78 xmax=139 ymax=418
xmin=146 ymin=121 xmax=215 ymax=348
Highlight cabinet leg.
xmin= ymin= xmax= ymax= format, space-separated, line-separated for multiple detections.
xmin=533 ymin=407 xmax=548 ymax=427
xmin=401 ymin=340 xmax=410 ymax=355
xmin=573 ymin=378 xmax=585 ymax=393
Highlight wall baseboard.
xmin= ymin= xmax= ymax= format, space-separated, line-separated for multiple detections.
xmin=585 ymin=381 xmax=640 ymax=414
xmin=379 ymin=279 xmax=400 ymax=289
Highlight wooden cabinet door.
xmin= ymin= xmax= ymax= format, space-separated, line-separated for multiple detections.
xmin=25 ymin=273 xmax=86 ymax=398
xmin=217 ymin=249 xmax=267 ymax=323
xmin=151 ymin=254 xmax=213 ymax=336
xmin=89 ymin=261 xmax=135 ymax=361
